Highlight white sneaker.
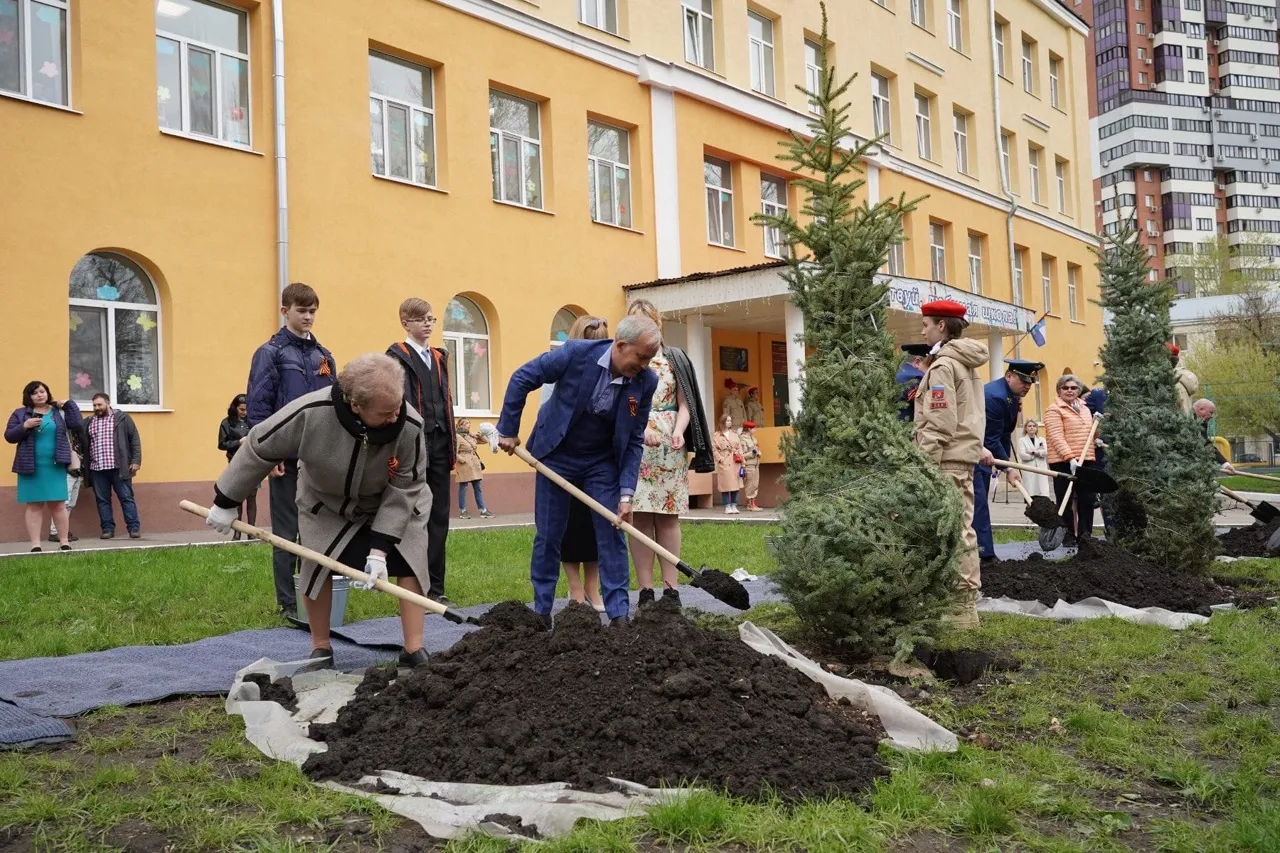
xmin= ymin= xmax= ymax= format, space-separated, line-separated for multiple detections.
xmin=724 ymin=505 xmax=733 ymax=514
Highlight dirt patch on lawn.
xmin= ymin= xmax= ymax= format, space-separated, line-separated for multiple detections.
xmin=1218 ymin=519 xmax=1280 ymax=558
xmin=304 ymin=599 xmax=888 ymax=800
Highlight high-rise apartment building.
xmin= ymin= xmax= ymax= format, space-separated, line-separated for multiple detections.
xmin=1083 ymin=0 xmax=1280 ymax=295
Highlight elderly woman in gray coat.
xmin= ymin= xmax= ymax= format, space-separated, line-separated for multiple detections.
xmin=205 ymin=353 xmax=432 ymax=669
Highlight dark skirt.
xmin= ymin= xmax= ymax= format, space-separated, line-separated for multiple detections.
xmin=560 ymin=497 xmax=599 ymax=564
xmin=337 ymin=525 xmax=415 ymax=578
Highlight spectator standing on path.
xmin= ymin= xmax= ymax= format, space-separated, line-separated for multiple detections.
xmin=6 ymin=381 xmax=83 ymax=552
xmin=85 ymin=392 xmax=142 ymax=540
xmin=1044 ymin=374 xmax=1098 ymax=548
xmin=713 ymin=414 xmax=744 ymax=514
xmin=386 ymin=298 xmax=457 ymax=604
xmin=740 ymin=420 xmax=762 ymax=511
xmin=453 ymin=418 xmax=492 ymax=519
xmin=246 ymin=282 xmax=337 ymax=616
xmin=217 ymin=394 xmax=258 ymax=540
xmin=1016 ymin=421 xmax=1052 ymax=498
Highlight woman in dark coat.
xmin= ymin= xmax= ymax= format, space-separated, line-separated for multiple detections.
xmin=6 ymin=381 xmax=83 ymax=552
xmin=217 ymin=394 xmax=257 ymax=539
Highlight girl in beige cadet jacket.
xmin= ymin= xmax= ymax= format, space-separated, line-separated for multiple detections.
xmin=914 ymin=300 xmax=989 ymax=629
xmin=453 ymin=418 xmax=492 ymax=519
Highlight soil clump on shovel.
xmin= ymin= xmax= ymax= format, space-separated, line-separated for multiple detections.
xmin=981 ymin=538 xmax=1242 ymax=615
xmin=303 ymin=599 xmax=888 ymax=800
xmin=1023 ymin=496 xmax=1063 ymax=528
xmin=1218 ymin=518 xmax=1280 ymax=558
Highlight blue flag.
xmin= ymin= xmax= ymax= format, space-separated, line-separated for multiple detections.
xmin=1029 ymin=316 xmax=1048 ymax=347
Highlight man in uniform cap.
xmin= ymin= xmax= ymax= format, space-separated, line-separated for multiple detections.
xmin=974 ymin=358 xmax=1043 ymax=565
xmin=897 ymin=343 xmax=932 ymax=421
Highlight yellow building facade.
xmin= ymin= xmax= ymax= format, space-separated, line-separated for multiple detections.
xmin=0 ymin=0 xmax=1104 ymax=536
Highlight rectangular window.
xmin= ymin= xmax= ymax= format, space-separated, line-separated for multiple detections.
xmin=1022 ymin=38 xmax=1035 ymax=93
xmin=155 ymin=0 xmax=250 ymax=145
xmin=947 ymin=0 xmax=963 ymax=51
xmin=872 ymin=73 xmax=892 ymax=140
xmin=886 ymin=239 xmax=906 ymax=275
xmin=579 ymin=0 xmax=618 ymax=33
xmin=804 ymin=39 xmax=822 ymax=114
xmin=1013 ymin=250 xmax=1025 ymax=304
xmin=1055 ymin=159 xmax=1068 ymax=213
xmin=911 ymin=0 xmax=926 ymax=27
xmin=705 ymin=156 xmax=734 ymax=247
xmin=1028 ymin=145 xmax=1042 ymax=204
xmin=1067 ymin=265 xmax=1079 ymax=321
xmin=761 ymin=174 xmax=788 ymax=258
xmin=489 ymin=90 xmax=542 ymax=209
xmin=1138 ymin=72 xmax=1147 ymax=85
xmin=968 ymin=234 xmax=983 ymax=293
xmin=953 ymin=110 xmax=969 ymax=174
xmin=0 ymin=0 xmax=69 ymax=105
xmin=1189 ymin=70 xmax=1206 ymax=83
xmin=1136 ymin=21 xmax=1146 ymax=33
xmin=994 ymin=22 xmax=1007 ymax=76
xmin=915 ymin=93 xmax=932 ymax=160
xmin=1000 ymin=132 xmax=1012 ymax=189
xmin=1197 ymin=217 xmax=1214 ymax=230
xmin=1049 ymin=56 xmax=1061 ymax=108
xmin=369 ymin=53 xmax=435 ymax=187
xmin=747 ymin=12 xmax=775 ymax=97
xmin=1147 ymin=219 xmax=1159 ymax=236
xmin=682 ymin=0 xmax=715 ymax=70
xmin=930 ymin=222 xmax=947 ymax=281
xmin=1041 ymin=257 xmax=1053 ymax=312
xmin=587 ymin=120 xmax=631 ymax=228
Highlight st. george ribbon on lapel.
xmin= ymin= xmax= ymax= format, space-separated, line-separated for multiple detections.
xmin=628 ymin=396 xmax=637 ymax=417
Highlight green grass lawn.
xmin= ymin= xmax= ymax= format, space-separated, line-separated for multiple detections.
xmin=3 ymin=527 xmax=1277 ymax=851
xmin=1221 ymin=474 xmax=1280 ymax=494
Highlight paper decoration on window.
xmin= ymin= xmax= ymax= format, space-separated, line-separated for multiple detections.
xmin=157 ymin=86 xmax=171 ymax=103
xmin=157 ymin=40 xmax=176 ymax=55
xmin=555 ymin=331 xmax=568 ymax=342
xmin=420 ymin=151 xmax=431 ymax=164
xmin=470 ymin=391 xmax=481 ymax=404
xmin=69 ymin=313 xmax=83 ymax=332
xmin=38 ymin=61 xmax=58 ymax=78
xmin=96 ymin=285 xmax=119 ymax=301
xmin=192 ymin=80 xmax=210 ymax=97
xmin=126 ymin=375 xmax=143 ymax=392
xmin=74 ymin=373 xmax=92 ymax=389
xmin=472 ymin=343 xmax=487 ymax=359
xmin=229 ymin=105 xmax=244 ymax=121
xmin=448 ymin=303 xmax=467 ymax=322
xmin=136 ymin=315 xmax=157 ymax=332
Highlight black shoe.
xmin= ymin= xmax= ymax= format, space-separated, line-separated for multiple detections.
xmin=67 ymin=533 xmax=78 ymax=542
xmin=609 ymin=616 xmax=629 ymax=628
xmin=29 ymin=547 xmax=41 ymax=553
xmin=398 ymin=647 xmax=430 ymax=668
xmin=59 ymin=545 xmax=72 ymax=552
xmin=661 ymin=588 xmax=682 ymax=606
xmin=637 ymin=588 xmax=656 ymax=607
xmin=100 ymin=531 xmax=114 ymax=540
xmin=47 ymin=533 xmax=58 ymax=543
xmin=1063 ymin=534 xmax=1079 ymax=548
xmin=980 ymin=555 xmax=997 ymax=568
xmin=539 ymin=612 xmax=554 ymax=630
xmin=308 ymin=648 xmax=334 ymax=669
xmin=428 ymin=593 xmax=454 ymax=607
xmin=128 ymin=530 xmax=141 ymax=539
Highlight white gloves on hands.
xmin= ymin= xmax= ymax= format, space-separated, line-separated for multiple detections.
xmin=358 ymin=553 xmax=388 ymax=590
xmin=1069 ymin=460 xmax=1079 ymax=475
xmin=477 ymin=422 xmax=500 ymax=453
xmin=205 ymin=504 xmax=238 ymax=535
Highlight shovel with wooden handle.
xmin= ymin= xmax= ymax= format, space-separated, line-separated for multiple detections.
xmin=1220 ymin=486 xmax=1280 ymax=524
xmin=1007 ymin=478 xmax=1067 ymax=550
xmin=992 ymin=459 xmax=1119 ymax=494
xmin=511 ymin=446 xmax=751 ymax=610
xmin=1039 ymin=415 xmax=1103 ymax=552
xmin=1228 ymin=470 xmax=1280 ymax=487
xmin=179 ymin=500 xmax=481 ymax=625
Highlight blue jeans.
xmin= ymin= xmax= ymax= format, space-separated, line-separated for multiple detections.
xmin=722 ymin=490 xmax=739 ymax=506
xmin=458 ymin=480 xmax=487 ymax=512
xmin=89 ymin=469 xmax=140 ymax=533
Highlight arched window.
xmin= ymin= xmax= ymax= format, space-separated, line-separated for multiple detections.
xmin=68 ymin=253 xmax=162 ymax=408
xmin=550 ymin=307 xmax=577 ymax=349
xmin=442 ymin=295 xmax=490 ymax=414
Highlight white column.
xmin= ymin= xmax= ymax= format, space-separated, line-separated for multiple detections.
xmin=685 ymin=314 xmax=714 ymax=419
xmin=785 ymin=300 xmax=806 ymax=419
xmin=987 ymin=330 xmax=1005 ymax=382
xmin=649 ymin=86 xmax=682 ymax=280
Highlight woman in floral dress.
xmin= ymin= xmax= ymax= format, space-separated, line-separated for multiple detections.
xmin=626 ymin=300 xmax=713 ymax=608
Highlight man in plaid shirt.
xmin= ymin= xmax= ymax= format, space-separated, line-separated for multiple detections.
xmin=86 ymin=393 xmax=143 ymax=539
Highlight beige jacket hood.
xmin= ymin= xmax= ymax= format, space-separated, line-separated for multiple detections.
xmin=914 ymin=338 xmax=989 ymax=465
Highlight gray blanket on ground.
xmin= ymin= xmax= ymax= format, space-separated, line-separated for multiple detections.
xmin=0 ymin=701 xmax=74 ymax=748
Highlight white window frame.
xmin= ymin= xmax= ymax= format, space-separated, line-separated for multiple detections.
xmin=760 ymin=173 xmax=789 ymax=258
xmin=804 ymin=39 xmax=822 ymax=115
xmin=1 ymin=0 xmax=71 ymax=106
xmin=1041 ymin=257 xmax=1053 ymax=312
xmin=930 ymin=222 xmax=947 ymax=282
xmin=1067 ymin=266 xmax=1079 ymax=321
xmin=587 ymin=120 xmax=632 ymax=228
xmin=155 ymin=0 xmax=251 ymax=147
xmin=68 ymin=254 xmax=165 ymax=412
xmin=369 ymin=53 xmax=436 ymax=188
xmin=886 ymin=239 xmax=906 ymax=275
xmin=1055 ymin=160 xmax=1067 ymax=213
xmin=1000 ymin=132 xmax=1012 ymax=189
xmin=682 ymin=0 xmax=715 ymax=70
xmin=947 ymin=0 xmax=963 ymax=51
xmin=1013 ymin=250 xmax=1025 ymax=304
xmin=578 ymin=0 xmax=619 ymax=34
xmin=994 ymin=22 xmax=1006 ymax=76
xmin=953 ymin=110 xmax=969 ymax=174
xmin=910 ymin=0 xmax=926 ymax=27
xmin=872 ymin=73 xmax=892 ymax=140
xmin=442 ymin=296 xmax=493 ymax=417
xmin=489 ymin=89 xmax=543 ymax=210
xmin=1028 ymin=145 xmax=1042 ymax=204
xmin=1022 ymin=39 xmax=1035 ymax=93
xmin=705 ymin=155 xmax=735 ymax=247
xmin=747 ymin=11 xmax=775 ymax=97
xmin=1049 ymin=56 xmax=1061 ymax=108
xmin=968 ymin=234 xmax=983 ymax=293
xmin=915 ymin=93 xmax=932 ymax=160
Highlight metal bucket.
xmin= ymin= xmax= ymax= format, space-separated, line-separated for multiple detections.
xmin=293 ymin=574 xmax=351 ymax=629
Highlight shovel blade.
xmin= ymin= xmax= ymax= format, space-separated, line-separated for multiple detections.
xmin=1253 ymin=501 xmax=1280 ymax=524
xmin=691 ymin=567 xmax=751 ymax=610
xmin=1073 ymin=466 xmax=1119 ymax=494
xmin=1039 ymin=525 xmax=1067 ymax=552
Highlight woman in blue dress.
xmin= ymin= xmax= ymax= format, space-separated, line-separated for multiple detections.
xmin=5 ymin=381 xmax=83 ymax=552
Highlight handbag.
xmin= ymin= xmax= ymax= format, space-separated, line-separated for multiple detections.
xmin=68 ymin=448 xmax=81 ymax=474
xmin=733 ymin=452 xmax=744 ymax=464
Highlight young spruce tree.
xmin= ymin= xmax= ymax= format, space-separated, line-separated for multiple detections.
xmin=1097 ymin=219 xmax=1219 ymax=571
xmin=755 ymin=12 xmax=963 ymax=661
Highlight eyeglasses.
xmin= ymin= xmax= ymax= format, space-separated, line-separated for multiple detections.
xmin=1061 ymin=385 xmax=1080 ymax=392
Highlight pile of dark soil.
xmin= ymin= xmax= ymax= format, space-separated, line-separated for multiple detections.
xmin=1218 ymin=519 xmax=1280 ymax=558
xmin=303 ymin=600 xmax=888 ymax=800
xmin=981 ymin=538 xmax=1237 ymax=615
xmin=243 ymin=673 xmax=298 ymax=712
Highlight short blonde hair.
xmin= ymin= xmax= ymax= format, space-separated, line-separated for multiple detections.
xmin=399 ymin=297 xmax=432 ymax=322
xmin=338 ymin=353 xmax=405 ymax=409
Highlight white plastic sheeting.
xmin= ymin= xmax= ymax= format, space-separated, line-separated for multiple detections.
xmin=977 ymin=595 xmax=1210 ymax=629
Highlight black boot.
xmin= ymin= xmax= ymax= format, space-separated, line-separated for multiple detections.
xmin=637 ymin=588 xmax=656 ymax=607
xmin=398 ymin=647 xmax=430 ymax=668
xmin=308 ymin=647 xmax=334 ymax=669
xmin=661 ymin=588 xmax=682 ymax=606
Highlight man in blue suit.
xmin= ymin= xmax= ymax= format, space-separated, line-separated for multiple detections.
xmin=896 ymin=343 xmax=931 ymax=421
xmin=975 ymin=359 xmax=1042 ymax=563
xmin=497 ymin=315 xmax=662 ymax=626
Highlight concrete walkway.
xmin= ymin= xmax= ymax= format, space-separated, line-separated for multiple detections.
xmin=0 ymin=495 xmax=1264 ymax=558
